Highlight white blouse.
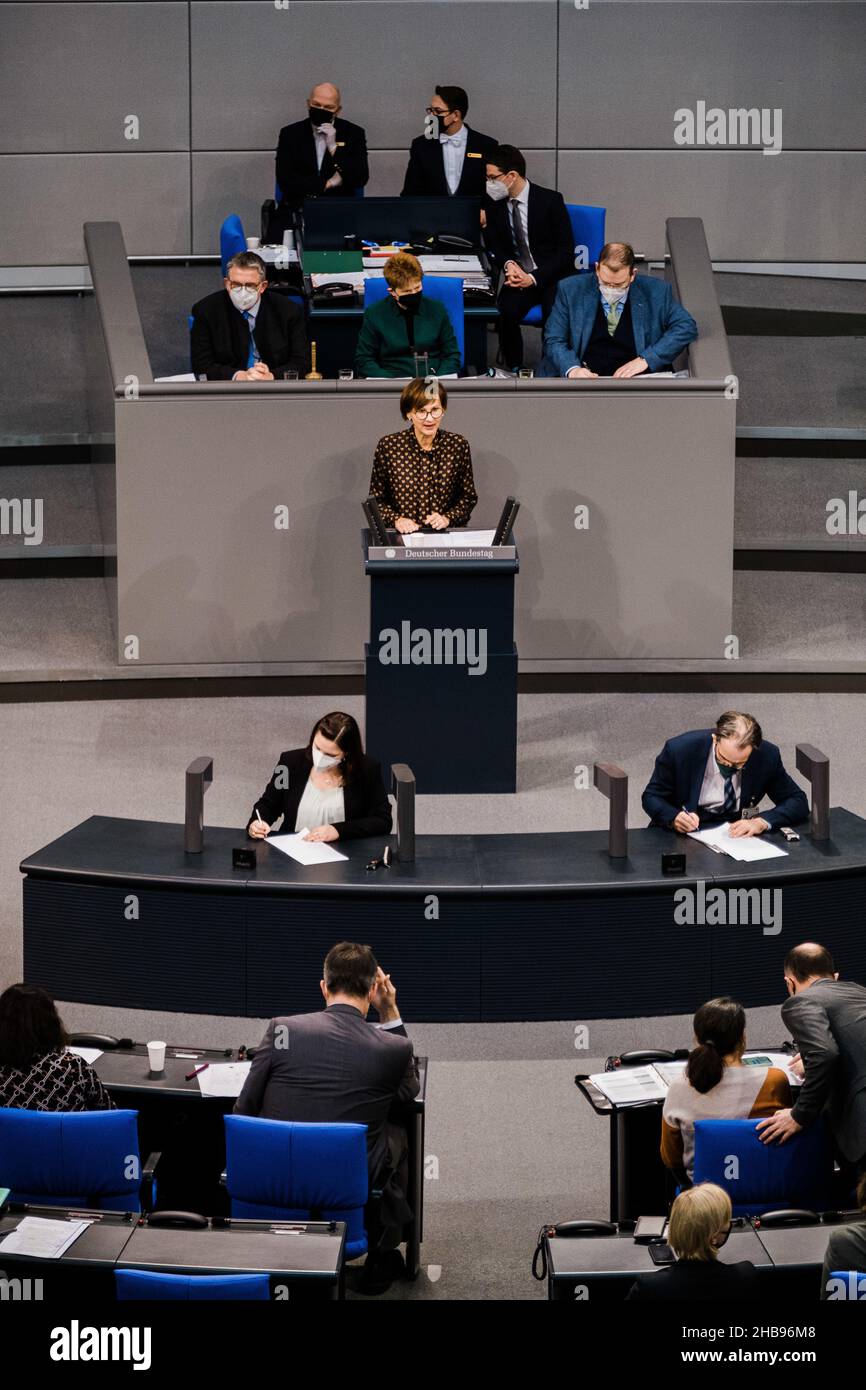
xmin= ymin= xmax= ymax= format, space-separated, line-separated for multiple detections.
xmin=294 ymin=774 xmax=346 ymax=832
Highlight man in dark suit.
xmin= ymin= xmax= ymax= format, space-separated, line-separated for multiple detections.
xmin=235 ymin=941 xmax=419 ymax=1290
xmin=757 ymin=944 xmax=866 ymax=1172
xmin=483 ymin=145 xmax=575 ymax=370
xmin=267 ymin=82 xmax=369 ymax=239
xmin=540 ymin=240 xmax=697 ymax=378
xmin=641 ymin=710 xmax=809 ymax=836
xmin=401 ymin=85 xmax=497 ymax=200
xmin=190 ymin=251 xmax=306 ymax=381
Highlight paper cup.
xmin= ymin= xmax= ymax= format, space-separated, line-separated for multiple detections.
xmin=147 ymin=1040 xmax=166 ymax=1071
xmin=246 ymin=237 xmax=261 ymax=250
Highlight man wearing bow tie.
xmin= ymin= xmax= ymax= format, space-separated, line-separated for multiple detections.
xmin=401 ymin=85 xmax=497 ymax=201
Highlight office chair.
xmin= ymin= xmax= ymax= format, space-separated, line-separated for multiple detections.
xmin=224 ymin=1116 xmax=370 ymax=1260
xmin=0 ymin=1108 xmax=158 ymax=1212
xmin=116 ymin=1270 xmax=270 ymax=1301
xmin=219 ymin=214 xmax=247 ymax=277
xmin=363 ymin=274 xmax=465 ymax=367
xmin=692 ymin=1117 xmax=834 ymax=1218
xmin=521 ymin=202 xmax=607 ymax=326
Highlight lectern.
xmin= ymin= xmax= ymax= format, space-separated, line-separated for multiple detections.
xmin=363 ymin=531 xmax=518 ymax=793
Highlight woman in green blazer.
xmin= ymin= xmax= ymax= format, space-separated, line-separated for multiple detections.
xmin=354 ymin=251 xmax=460 ymax=378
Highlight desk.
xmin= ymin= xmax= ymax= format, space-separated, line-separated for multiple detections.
xmin=22 ymin=810 xmax=866 ymax=1022
xmin=90 ymin=1042 xmax=428 ymax=1278
xmin=545 ymin=1224 xmax=769 ymax=1301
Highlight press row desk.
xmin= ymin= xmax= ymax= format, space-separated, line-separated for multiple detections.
xmin=307 ymin=299 xmax=499 ymax=377
xmin=544 ymin=1217 xmax=850 ymax=1301
xmin=22 ymin=809 xmax=866 ymax=1024
xmin=88 ymin=1043 xmax=428 ymax=1279
xmin=0 ymin=1205 xmax=345 ymax=1300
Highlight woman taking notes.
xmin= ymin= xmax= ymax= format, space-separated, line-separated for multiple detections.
xmin=247 ymin=711 xmax=391 ymax=843
xmin=369 ymin=378 xmax=477 ymax=534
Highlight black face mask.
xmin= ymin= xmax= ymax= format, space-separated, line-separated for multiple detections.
xmin=396 ymin=291 xmax=422 ymax=315
xmin=309 ymin=106 xmax=333 ymax=127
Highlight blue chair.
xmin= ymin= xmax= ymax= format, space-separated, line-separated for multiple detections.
xmin=521 ymin=202 xmax=607 ymax=326
xmin=224 ymin=1116 xmax=369 ymax=1260
xmin=692 ymin=1118 xmax=834 ymax=1218
xmin=116 ymin=1270 xmax=269 ymax=1301
xmin=219 ymin=214 xmax=247 ymax=277
xmin=363 ymin=274 xmax=465 ymax=368
xmin=0 ymin=1108 xmax=156 ymax=1212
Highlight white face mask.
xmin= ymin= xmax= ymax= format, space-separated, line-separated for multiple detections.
xmin=486 ymin=178 xmax=510 ymax=202
xmin=229 ymin=285 xmax=260 ymax=312
xmin=598 ymin=283 xmax=629 ymax=306
xmin=312 ymin=745 xmax=342 ymax=770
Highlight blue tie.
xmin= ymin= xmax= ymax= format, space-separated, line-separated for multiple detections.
xmin=723 ymin=776 xmax=737 ymax=817
xmin=243 ymin=310 xmax=259 ymax=369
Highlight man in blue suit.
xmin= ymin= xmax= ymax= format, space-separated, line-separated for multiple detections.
xmin=540 ymin=240 xmax=697 ymax=378
xmin=642 ymin=711 xmax=809 ymax=836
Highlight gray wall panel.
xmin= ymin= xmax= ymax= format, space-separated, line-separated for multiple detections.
xmin=0 ymin=2 xmax=189 ymax=153
xmin=0 ymin=155 xmax=190 ymax=264
xmin=558 ymin=1 xmax=865 ymax=149
xmin=558 ymin=150 xmax=866 ymax=261
xmin=190 ymin=0 xmax=557 ymax=151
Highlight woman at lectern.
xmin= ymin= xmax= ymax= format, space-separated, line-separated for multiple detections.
xmin=247 ymin=711 xmax=392 ymax=843
xmin=369 ymin=378 xmax=478 ymax=534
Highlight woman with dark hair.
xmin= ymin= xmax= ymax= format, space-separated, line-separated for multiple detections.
xmin=661 ymin=997 xmax=791 ymax=1184
xmin=247 ymin=711 xmax=392 ymax=844
xmin=368 ymin=378 xmax=477 ymax=534
xmin=0 ymin=984 xmax=114 ymax=1112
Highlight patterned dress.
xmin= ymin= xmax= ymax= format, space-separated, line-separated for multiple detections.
xmin=369 ymin=427 xmax=478 ymax=527
xmin=0 ymin=1048 xmax=115 ymax=1111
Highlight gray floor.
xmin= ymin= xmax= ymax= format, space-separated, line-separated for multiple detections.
xmin=1 ymin=690 xmax=862 ymax=1298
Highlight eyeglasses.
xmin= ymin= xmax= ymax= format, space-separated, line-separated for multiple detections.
xmin=425 ymin=106 xmax=452 ymax=116
xmin=227 ymin=280 xmax=262 ymax=290
xmin=415 ymin=407 xmax=443 ymax=420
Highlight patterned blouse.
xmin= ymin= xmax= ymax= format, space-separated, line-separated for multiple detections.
xmin=369 ymin=427 xmax=478 ymax=528
xmin=0 ymin=1048 xmax=115 ymax=1112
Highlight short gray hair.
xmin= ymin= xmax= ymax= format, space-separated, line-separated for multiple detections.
xmin=226 ymin=251 xmax=265 ymax=280
xmin=714 ymin=710 xmax=762 ymax=749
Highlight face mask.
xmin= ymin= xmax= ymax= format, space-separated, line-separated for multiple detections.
xmin=715 ymin=754 xmax=740 ymax=780
xmin=395 ymin=290 xmax=422 ymax=315
xmin=486 ymin=178 xmax=509 ymax=202
xmin=229 ymin=285 xmax=259 ymax=312
xmin=309 ymin=106 xmax=333 ymax=127
xmin=598 ymin=283 xmax=629 ymax=306
xmin=312 ymin=745 xmax=342 ymax=770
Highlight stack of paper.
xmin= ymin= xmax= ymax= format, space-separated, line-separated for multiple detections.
xmin=687 ymin=824 xmax=789 ymax=862
xmin=197 ymin=1062 xmax=252 ymax=1098
xmin=402 ymin=529 xmax=497 ymax=549
xmin=266 ymin=829 xmax=348 ymax=865
xmin=0 ymin=1216 xmax=93 ymax=1259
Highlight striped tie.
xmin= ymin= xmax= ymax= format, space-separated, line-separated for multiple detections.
xmin=723 ymin=776 xmax=737 ymax=817
xmin=243 ymin=310 xmax=259 ymax=369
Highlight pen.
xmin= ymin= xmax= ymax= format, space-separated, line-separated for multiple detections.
xmin=255 ymin=807 xmax=268 ymax=834
xmin=186 ymin=1063 xmax=209 ymax=1080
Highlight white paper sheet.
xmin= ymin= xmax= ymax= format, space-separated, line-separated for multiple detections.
xmin=196 ymin=1061 xmax=252 ymax=1098
xmin=258 ymin=246 xmax=299 ymax=264
xmin=266 ymin=829 xmax=348 ymax=865
xmin=402 ymin=529 xmax=497 ymax=549
xmin=66 ymin=1046 xmax=103 ymax=1064
xmin=687 ymin=824 xmax=789 ymax=862
xmin=417 ymin=254 xmax=483 ymax=274
xmin=154 ymin=373 xmax=197 ymax=382
xmin=0 ymin=1216 xmax=93 ymax=1259
xmin=588 ymin=1067 xmax=668 ymax=1105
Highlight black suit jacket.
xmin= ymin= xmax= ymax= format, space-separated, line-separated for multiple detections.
xmin=190 ymin=290 xmax=306 ymax=381
xmin=483 ymin=182 xmax=575 ymax=293
xmin=247 ymin=747 xmax=392 ymax=841
xmin=641 ymin=728 xmax=809 ymax=832
xmin=782 ymin=978 xmax=866 ymax=1162
xmin=401 ymin=124 xmax=498 ymax=198
xmin=234 ymin=1004 xmax=419 ymax=1183
xmin=275 ymin=115 xmax=369 ymax=209
xmin=626 ymin=1259 xmax=760 ymax=1301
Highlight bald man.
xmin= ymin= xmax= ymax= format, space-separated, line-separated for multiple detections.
xmin=268 ymin=82 xmax=369 ymax=239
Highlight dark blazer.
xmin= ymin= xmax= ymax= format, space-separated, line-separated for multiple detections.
xmin=275 ymin=115 xmax=369 ymax=208
xmin=820 ymin=1219 xmax=866 ymax=1298
xmin=783 ymin=978 xmax=866 ymax=1163
xmin=626 ymin=1259 xmax=760 ymax=1301
xmin=190 ymin=290 xmax=307 ymax=381
xmin=401 ymin=124 xmax=498 ymax=198
xmin=483 ymin=183 xmax=575 ymax=293
xmin=354 ymin=294 xmax=460 ymax=378
xmin=641 ymin=728 xmax=809 ymax=832
xmin=540 ymin=272 xmax=698 ymax=376
xmin=234 ymin=1003 xmax=419 ymax=1182
xmin=247 ymin=747 xmax=392 ymax=841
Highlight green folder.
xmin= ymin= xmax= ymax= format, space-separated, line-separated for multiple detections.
xmin=303 ymin=249 xmax=364 ymax=274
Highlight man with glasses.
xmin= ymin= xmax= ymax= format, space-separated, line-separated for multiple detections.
xmin=540 ymin=241 xmax=697 ymax=378
xmin=401 ymin=85 xmax=497 ymax=200
xmin=641 ymin=710 xmax=809 ymax=836
xmin=190 ymin=251 xmax=306 ymax=382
